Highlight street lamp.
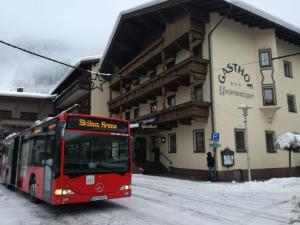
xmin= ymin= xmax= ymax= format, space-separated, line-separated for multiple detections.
xmin=238 ymin=104 xmax=253 ymax=181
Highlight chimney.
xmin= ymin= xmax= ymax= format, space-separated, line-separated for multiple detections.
xmin=17 ymin=87 xmax=24 ymax=92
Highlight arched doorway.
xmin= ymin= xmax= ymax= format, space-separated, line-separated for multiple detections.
xmin=134 ymin=137 xmax=147 ymax=165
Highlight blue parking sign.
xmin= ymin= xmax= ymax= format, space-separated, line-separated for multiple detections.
xmin=211 ymin=132 xmax=220 ymax=142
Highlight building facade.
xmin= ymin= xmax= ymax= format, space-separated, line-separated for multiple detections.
xmin=99 ymin=0 xmax=300 ymax=180
xmin=0 ymin=90 xmax=54 ymax=151
xmin=51 ymin=56 xmax=110 ymax=117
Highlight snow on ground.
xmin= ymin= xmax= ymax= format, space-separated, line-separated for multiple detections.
xmin=0 ymin=175 xmax=300 ymax=225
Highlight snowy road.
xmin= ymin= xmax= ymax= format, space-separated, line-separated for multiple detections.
xmin=1 ymin=175 xmax=300 ymax=225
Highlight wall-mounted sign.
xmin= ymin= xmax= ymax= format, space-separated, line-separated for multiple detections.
xmin=221 ymin=147 xmax=235 ymax=167
xmin=137 ymin=117 xmax=157 ymax=129
xmin=218 ymin=63 xmax=255 ymax=99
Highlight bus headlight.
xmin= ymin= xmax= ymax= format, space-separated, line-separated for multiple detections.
xmin=54 ymin=189 xmax=75 ymax=196
xmin=120 ymin=185 xmax=131 ymax=190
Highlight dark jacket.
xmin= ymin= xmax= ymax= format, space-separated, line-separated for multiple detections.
xmin=207 ymin=155 xmax=215 ymax=167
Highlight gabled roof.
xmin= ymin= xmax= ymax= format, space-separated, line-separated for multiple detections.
xmin=100 ymin=0 xmax=300 ymax=74
xmin=51 ymin=55 xmax=101 ymax=95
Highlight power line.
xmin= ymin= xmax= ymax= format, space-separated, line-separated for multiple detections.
xmin=0 ymin=40 xmax=106 ymax=77
xmin=1 ymin=39 xmax=300 ymax=81
xmin=272 ymin=52 xmax=300 ymax=60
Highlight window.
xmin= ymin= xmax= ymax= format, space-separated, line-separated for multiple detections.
xmin=125 ymin=84 xmax=130 ymax=93
xmin=284 ymin=61 xmax=293 ymax=78
xmin=150 ymin=102 xmax=157 ymax=113
xmin=165 ymin=57 xmax=175 ymax=69
xmin=134 ymin=108 xmax=139 ymax=119
xmin=287 ymin=95 xmax=297 ymax=113
xmin=20 ymin=112 xmax=38 ymax=121
xmin=194 ymin=85 xmax=203 ymax=101
xmin=167 ymin=95 xmax=176 ymax=108
xmin=125 ymin=111 xmax=131 ymax=120
xmin=263 ymin=86 xmax=276 ymax=106
xmin=194 ymin=129 xmax=205 ymax=153
xmin=150 ymin=136 xmax=159 ymax=149
xmin=265 ymin=131 xmax=276 ymax=153
xmin=0 ymin=110 xmax=12 ymax=119
xmin=235 ymin=129 xmax=246 ymax=152
xmin=193 ymin=44 xmax=202 ymax=58
xmin=20 ymin=139 xmax=32 ymax=166
xmin=31 ymin=137 xmax=47 ymax=166
xmin=168 ymin=134 xmax=176 ymax=153
xmin=259 ymin=49 xmax=272 ymax=68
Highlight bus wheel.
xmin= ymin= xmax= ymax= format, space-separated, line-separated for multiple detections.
xmin=29 ymin=178 xmax=39 ymax=203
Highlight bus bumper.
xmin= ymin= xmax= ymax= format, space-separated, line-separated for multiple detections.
xmin=51 ymin=189 xmax=132 ymax=205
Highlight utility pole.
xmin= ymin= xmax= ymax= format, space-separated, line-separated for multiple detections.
xmin=238 ymin=104 xmax=253 ymax=182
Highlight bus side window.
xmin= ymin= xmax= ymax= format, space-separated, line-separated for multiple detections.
xmin=45 ymin=136 xmax=54 ymax=161
xmin=20 ymin=139 xmax=32 ymax=167
xmin=31 ymin=138 xmax=47 ymax=167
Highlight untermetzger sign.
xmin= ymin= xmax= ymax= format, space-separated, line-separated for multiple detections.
xmin=218 ymin=63 xmax=254 ymax=99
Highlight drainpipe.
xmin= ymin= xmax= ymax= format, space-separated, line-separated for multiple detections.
xmin=208 ymin=6 xmax=232 ymax=181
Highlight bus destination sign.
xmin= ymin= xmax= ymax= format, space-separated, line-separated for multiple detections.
xmin=66 ymin=116 xmax=128 ymax=133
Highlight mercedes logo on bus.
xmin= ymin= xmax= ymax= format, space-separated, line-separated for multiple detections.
xmin=95 ymin=183 xmax=104 ymax=192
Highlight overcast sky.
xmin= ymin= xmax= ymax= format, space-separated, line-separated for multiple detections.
xmin=0 ymin=0 xmax=299 ymax=92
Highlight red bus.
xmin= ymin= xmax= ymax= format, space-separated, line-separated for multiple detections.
xmin=1 ymin=114 xmax=132 ymax=205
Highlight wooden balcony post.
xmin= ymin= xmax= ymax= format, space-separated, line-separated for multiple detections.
xmin=190 ymin=75 xmax=195 ymax=101
xmin=119 ymin=106 xmax=123 ymax=119
xmin=162 ymin=86 xmax=167 ymax=110
xmin=162 ymin=50 xmax=167 ymax=72
xmin=120 ymin=79 xmax=123 ymax=95
xmin=189 ymin=32 xmax=193 ymax=55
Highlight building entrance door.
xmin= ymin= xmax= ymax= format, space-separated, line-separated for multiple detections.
xmin=134 ymin=137 xmax=147 ymax=165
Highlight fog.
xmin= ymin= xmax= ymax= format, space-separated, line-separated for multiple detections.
xmin=0 ymin=0 xmax=299 ymax=93
xmin=0 ymin=0 xmax=150 ymax=92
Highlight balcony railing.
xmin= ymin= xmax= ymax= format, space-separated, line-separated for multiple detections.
xmin=109 ymin=56 xmax=208 ymax=113
xmin=131 ymin=101 xmax=210 ymax=130
xmin=110 ymin=38 xmax=164 ymax=89
xmin=55 ymin=80 xmax=90 ymax=109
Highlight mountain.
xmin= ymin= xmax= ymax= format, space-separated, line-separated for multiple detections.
xmin=0 ymin=38 xmax=86 ymax=93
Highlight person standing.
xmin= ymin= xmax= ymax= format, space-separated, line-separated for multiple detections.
xmin=207 ymin=152 xmax=215 ymax=182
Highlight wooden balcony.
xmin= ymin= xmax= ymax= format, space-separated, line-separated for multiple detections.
xmin=110 ymin=38 xmax=164 ymax=90
xmin=109 ymin=56 xmax=208 ymax=113
xmin=131 ymin=101 xmax=210 ymax=132
xmin=55 ymin=80 xmax=90 ymax=109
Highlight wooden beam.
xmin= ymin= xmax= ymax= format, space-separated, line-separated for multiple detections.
xmin=137 ymin=16 xmax=162 ymax=30
xmin=115 ymin=41 xmax=135 ymax=53
xmin=178 ymin=119 xmax=192 ymax=125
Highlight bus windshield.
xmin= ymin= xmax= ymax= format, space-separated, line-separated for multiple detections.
xmin=64 ymin=132 xmax=130 ymax=175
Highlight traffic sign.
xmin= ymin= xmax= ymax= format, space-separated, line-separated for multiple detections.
xmin=209 ymin=143 xmax=221 ymax=148
xmin=211 ymin=132 xmax=220 ymax=142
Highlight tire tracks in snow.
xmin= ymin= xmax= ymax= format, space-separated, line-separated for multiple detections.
xmin=133 ymin=183 xmax=289 ymax=224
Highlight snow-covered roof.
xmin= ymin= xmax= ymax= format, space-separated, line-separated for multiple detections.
xmin=226 ymin=0 xmax=300 ymax=34
xmin=0 ymin=91 xmax=55 ymax=100
xmin=100 ymin=0 xmax=300 ymax=72
xmin=50 ymin=55 xmax=101 ymax=94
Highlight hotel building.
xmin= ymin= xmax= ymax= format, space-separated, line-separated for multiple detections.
xmin=99 ymin=0 xmax=300 ymax=180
